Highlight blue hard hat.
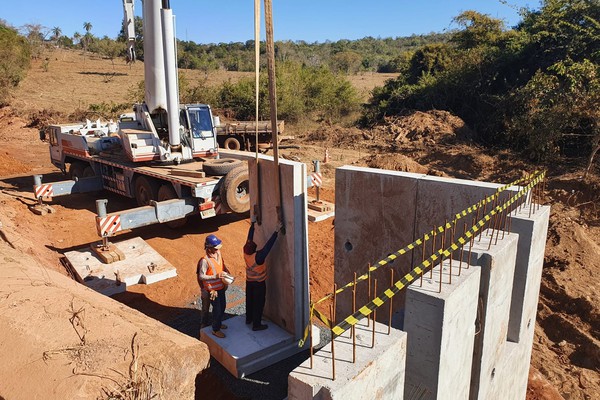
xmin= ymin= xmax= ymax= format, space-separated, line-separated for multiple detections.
xmin=205 ymin=234 xmax=222 ymax=249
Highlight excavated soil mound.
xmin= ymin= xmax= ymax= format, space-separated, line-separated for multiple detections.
xmin=358 ymin=153 xmax=429 ymax=174
xmin=376 ymin=110 xmax=474 ymax=144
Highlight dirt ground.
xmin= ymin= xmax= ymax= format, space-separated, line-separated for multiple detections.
xmin=1 ymin=48 xmax=598 ymax=399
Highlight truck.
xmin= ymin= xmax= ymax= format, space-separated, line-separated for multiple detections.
xmin=216 ymin=119 xmax=286 ymax=152
xmin=34 ymin=0 xmax=250 ymax=238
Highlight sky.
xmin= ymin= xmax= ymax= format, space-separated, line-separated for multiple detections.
xmin=2 ymin=1 xmax=541 ymax=44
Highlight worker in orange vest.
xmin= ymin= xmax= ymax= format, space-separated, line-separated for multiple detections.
xmin=243 ymin=217 xmax=282 ymax=331
xmin=197 ymin=234 xmax=230 ymax=338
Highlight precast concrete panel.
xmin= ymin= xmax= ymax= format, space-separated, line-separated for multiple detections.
xmin=334 ymin=166 xmax=425 ymax=321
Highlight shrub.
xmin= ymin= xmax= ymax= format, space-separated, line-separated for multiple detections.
xmin=0 ymin=25 xmax=31 ymax=105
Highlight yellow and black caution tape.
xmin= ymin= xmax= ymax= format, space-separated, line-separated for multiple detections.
xmin=299 ymin=171 xmax=544 ymax=346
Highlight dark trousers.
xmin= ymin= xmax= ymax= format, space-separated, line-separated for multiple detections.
xmin=200 ymin=291 xmax=210 ymax=327
xmin=211 ymin=288 xmax=227 ymax=332
xmin=246 ymin=280 xmax=266 ymax=328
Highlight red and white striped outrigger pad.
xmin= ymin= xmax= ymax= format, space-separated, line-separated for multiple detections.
xmin=310 ymin=172 xmax=323 ymax=187
xmin=34 ymin=184 xmax=54 ymax=198
xmin=213 ymin=196 xmax=225 ymax=215
xmin=96 ymin=214 xmax=122 ymax=237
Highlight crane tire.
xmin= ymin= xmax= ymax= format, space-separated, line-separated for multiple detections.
xmin=220 ymin=166 xmax=250 ymax=214
xmin=223 ymin=136 xmax=242 ymax=151
xmin=83 ymin=166 xmax=95 ymax=177
xmin=157 ymin=184 xmax=188 ymax=228
xmin=134 ymin=176 xmax=159 ymax=206
xmin=69 ymin=162 xmax=86 ymax=180
xmin=203 ymin=158 xmax=243 ymax=176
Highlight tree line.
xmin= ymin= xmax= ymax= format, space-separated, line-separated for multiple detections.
xmin=363 ymin=0 xmax=599 ymax=170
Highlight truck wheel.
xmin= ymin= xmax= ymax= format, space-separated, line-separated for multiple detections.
xmin=203 ymin=158 xmax=243 ymax=176
xmin=157 ymin=184 xmax=188 ymax=228
xmin=69 ymin=162 xmax=86 ymax=180
xmin=223 ymin=136 xmax=242 ymax=151
xmin=83 ymin=166 xmax=95 ymax=177
xmin=220 ymin=166 xmax=250 ymax=214
xmin=134 ymin=176 xmax=159 ymax=206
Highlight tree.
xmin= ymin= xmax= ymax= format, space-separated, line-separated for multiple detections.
xmin=51 ymin=26 xmax=62 ymax=47
xmin=0 ymin=25 xmax=31 ymax=104
xmin=82 ymin=22 xmax=93 ymax=54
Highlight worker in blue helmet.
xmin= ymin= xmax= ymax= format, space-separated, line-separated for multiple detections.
xmin=196 ymin=234 xmax=231 ymax=338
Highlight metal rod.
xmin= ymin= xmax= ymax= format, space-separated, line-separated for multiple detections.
xmin=439 ymin=229 xmax=445 ymax=293
xmin=367 ymin=264 xmax=371 ymax=327
xmin=352 ymin=272 xmax=357 ymax=363
xmin=450 ymin=220 xmax=455 ymax=284
xmin=388 ymin=269 xmax=394 ymax=335
xmin=468 ymin=217 xmax=475 ymax=266
xmin=459 ymin=222 xmax=466 ymax=275
xmin=329 ymin=304 xmax=335 ymax=381
xmin=372 ymin=279 xmax=377 ymax=348
xmin=420 ymin=233 xmax=426 ymax=287
xmin=431 ymin=228 xmax=436 ymax=278
xmin=478 ymin=201 xmax=487 ymax=242
xmin=309 ymin=295 xmax=313 ymax=369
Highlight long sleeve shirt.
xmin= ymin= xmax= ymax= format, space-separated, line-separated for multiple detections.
xmin=247 ymin=222 xmax=278 ymax=265
xmin=197 ymin=251 xmax=228 ymax=293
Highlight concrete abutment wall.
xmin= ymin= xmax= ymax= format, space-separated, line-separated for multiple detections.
xmin=289 ymin=166 xmax=549 ymax=400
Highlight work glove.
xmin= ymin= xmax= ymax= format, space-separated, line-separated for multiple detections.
xmin=251 ymin=214 xmax=257 ymax=223
xmin=210 ymin=290 xmax=217 ymax=301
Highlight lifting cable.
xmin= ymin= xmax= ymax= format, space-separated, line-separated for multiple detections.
xmin=264 ymin=0 xmax=285 ymax=231
xmin=253 ymin=0 xmax=262 ymax=225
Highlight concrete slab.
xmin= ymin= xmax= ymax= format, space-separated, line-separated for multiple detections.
xmin=64 ymin=237 xmax=177 ymax=295
xmin=465 ymin=230 xmax=519 ymax=400
xmin=200 ymin=315 xmax=317 ymax=378
xmin=289 ymin=321 xmax=407 ymax=400
xmin=404 ymin=260 xmax=481 ymax=400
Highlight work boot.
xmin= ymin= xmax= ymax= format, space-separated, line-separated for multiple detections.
xmin=220 ymin=324 xmax=228 ymax=330
xmin=212 ymin=330 xmax=226 ymax=338
xmin=253 ymin=324 xmax=268 ymax=331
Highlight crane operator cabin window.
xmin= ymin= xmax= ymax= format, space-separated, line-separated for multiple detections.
xmin=188 ymin=108 xmax=213 ymax=138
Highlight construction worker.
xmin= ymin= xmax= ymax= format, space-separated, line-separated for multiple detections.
xmin=197 ymin=234 xmax=230 ymax=338
xmin=243 ymin=217 xmax=282 ymax=331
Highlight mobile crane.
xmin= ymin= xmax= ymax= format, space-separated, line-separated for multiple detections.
xmin=34 ymin=0 xmax=250 ymax=250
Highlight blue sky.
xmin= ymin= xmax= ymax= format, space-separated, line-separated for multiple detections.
xmin=3 ymin=1 xmax=540 ymax=44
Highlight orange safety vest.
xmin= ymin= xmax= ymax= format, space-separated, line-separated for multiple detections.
xmin=245 ymin=253 xmax=267 ymax=282
xmin=203 ymin=254 xmax=225 ymax=291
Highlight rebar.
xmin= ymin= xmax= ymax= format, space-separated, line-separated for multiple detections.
xmin=388 ymin=269 xmax=394 ymax=335
xmin=372 ymin=279 xmax=377 ymax=348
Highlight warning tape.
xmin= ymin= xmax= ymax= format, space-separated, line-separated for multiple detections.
xmin=299 ymin=171 xmax=544 ymax=346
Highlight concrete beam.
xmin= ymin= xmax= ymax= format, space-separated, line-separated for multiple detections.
xmin=404 ymin=260 xmax=481 ymax=400
xmin=466 ymin=230 xmax=519 ymax=400
xmin=289 ymin=321 xmax=407 ymax=400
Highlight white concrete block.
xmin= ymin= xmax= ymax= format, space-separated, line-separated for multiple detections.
xmin=200 ymin=315 xmax=318 ymax=378
xmin=289 ymin=321 xmax=407 ymax=400
xmin=404 ymin=260 xmax=481 ymax=400
xmin=65 ymin=237 xmax=177 ymax=295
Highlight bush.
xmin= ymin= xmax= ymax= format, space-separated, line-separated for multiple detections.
xmin=211 ymin=61 xmax=360 ymax=123
xmin=0 ymin=25 xmax=31 ymax=105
